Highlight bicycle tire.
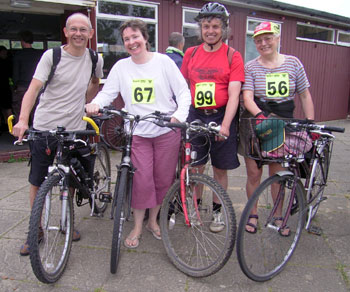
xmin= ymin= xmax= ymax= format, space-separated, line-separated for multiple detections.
xmin=101 ymin=115 xmax=125 ymax=150
xmin=236 ymin=174 xmax=306 ymax=282
xmin=160 ymin=173 xmax=236 ymax=277
xmin=306 ymin=144 xmax=330 ymax=222
xmin=110 ymin=166 xmax=129 ymax=274
xmin=90 ymin=142 xmax=111 ymax=213
xmin=29 ymin=173 xmax=73 ymax=283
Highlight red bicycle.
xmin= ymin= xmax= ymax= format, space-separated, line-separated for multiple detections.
xmin=158 ymin=119 xmax=236 ymax=277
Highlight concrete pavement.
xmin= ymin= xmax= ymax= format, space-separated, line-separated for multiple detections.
xmin=0 ymin=119 xmax=350 ymax=292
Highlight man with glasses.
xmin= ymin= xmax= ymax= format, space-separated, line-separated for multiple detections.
xmin=12 ymin=13 xmax=104 ymax=256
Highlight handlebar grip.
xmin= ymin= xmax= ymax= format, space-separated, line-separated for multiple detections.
xmin=7 ymin=115 xmax=14 ymax=133
xmin=83 ymin=116 xmax=100 ymax=135
xmin=75 ymin=130 xmax=97 ymax=136
xmin=322 ymin=125 xmax=345 ymax=133
xmin=164 ymin=122 xmax=187 ymax=129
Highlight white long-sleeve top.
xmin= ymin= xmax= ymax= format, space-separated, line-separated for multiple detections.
xmin=92 ymin=52 xmax=191 ymax=138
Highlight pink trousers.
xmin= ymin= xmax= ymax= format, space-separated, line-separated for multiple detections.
xmin=131 ymin=130 xmax=181 ymax=210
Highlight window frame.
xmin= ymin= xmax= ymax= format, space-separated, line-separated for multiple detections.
xmin=96 ymin=0 xmax=159 ymax=81
xmin=337 ymin=30 xmax=350 ymax=47
xmin=296 ymin=22 xmax=335 ymax=45
xmin=182 ymin=7 xmax=201 ymax=52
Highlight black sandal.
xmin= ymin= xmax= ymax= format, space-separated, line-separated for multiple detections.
xmin=273 ymin=217 xmax=291 ymax=237
xmin=245 ymin=214 xmax=258 ymax=234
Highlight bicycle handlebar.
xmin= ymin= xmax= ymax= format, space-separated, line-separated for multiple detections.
xmin=8 ymin=114 xmax=99 ymax=146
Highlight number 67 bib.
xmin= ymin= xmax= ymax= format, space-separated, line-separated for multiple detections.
xmin=265 ymin=73 xmax=289 ymax=99
xmin=132 ymin=79 xmax=155 ymax=104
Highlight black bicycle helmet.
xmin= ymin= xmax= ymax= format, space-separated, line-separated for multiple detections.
xmin=195 ymin=2 xmax=229 ymax=22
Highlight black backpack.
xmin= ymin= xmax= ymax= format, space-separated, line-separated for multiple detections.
xmin=38 ymin=47 xmax=98 ymax=96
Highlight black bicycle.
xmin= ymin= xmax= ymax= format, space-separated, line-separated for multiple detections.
xmin=99 ymin=108 xmax=173 ymax=274
xmin=236 ymin=118 xmax=345 ymax=282
xmin=8 ymin=116 xmax=111 ymax=283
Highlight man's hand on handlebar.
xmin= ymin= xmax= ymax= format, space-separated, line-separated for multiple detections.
xmin=12 ymin=120 xmax=28 ymax=142
xmin=85 ymin=103 xmax=100 ymax=116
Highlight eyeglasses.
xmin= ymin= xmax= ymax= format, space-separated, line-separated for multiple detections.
xmin=68 ymin=27 xmax=90 ymax=34
xmin=254 ymin=35 xmax=275 ymax=45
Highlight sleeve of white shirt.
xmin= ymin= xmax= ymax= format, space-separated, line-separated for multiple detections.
xmin=165 ymin=58 xmax=191 ymax=122
xmin=91 ymin=62 xmax=120 ymax=108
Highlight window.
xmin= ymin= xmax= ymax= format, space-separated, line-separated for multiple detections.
xmin=0 ymin=39 xmax=10 ymax=49
xmin=296 ymin=23 xmax=334 ymax=44
xmin=182 ymin=8 xmax=201 ymax=52
xmin=245 ymin=18 xmax=281 ymax=63
xmin=337 ymin=30 xmax=350 ymax=47
xmin=96 ymin=0 xmax=158 ymax=78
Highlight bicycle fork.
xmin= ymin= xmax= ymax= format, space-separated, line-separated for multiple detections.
xmin=266 ymin=177 xmax=296 ymax=232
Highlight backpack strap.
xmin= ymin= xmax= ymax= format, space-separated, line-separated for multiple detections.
xmin=38 ymin=47 xmax=61 ymax=97
xmin=88 ymin=48 xmax=98 ymax=78
xmin=190 ymin=45 xmax=235 ymax=67
xmin=190 ymin=46 xmax=199 ymax=58
xmin=227 ymin=46 xmax=236 ymax=67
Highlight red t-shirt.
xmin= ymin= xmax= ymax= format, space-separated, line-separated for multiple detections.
xmin=181 ymin=43 xmax=244 ymax=109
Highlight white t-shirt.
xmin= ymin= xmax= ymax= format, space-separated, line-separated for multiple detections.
xmin=33 ymin=46 xmax=103 ymax=131
xmin=92 ymin=52 xmax=191 ymax=138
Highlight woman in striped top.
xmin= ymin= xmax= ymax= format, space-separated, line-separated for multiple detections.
xmin=241 ymin=21 xmax=315 ymax=235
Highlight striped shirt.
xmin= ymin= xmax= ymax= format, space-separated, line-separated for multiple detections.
xmin=242 ymin=55 xmax=310 ymax=103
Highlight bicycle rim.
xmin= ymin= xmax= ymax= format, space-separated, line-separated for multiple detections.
xmin=307 ymin=157 xmax=327 ymax=221
xmin=90 ymin=142 xmax=111 ymax=213
xmin=110 ymin=167 xmax=128 ymax=274
xmin=237 ymin=174 xmax=305 ymax=282
xmin=102 ymin=116 xmax=125 ymax=150
xmin=29 ymin=174 xmax=73 ymax=283
xmin=160 ymin=174 xmax=236 ymax=277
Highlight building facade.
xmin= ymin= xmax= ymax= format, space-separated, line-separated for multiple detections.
xmin=0 ymin=0 xmax=349 ymax=121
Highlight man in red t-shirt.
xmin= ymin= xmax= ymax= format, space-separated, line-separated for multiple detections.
xmin=181 ymin=2 xmax=244 ymax=232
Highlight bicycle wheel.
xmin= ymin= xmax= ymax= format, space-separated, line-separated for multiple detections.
xmin=101 ymin=116 xmax=125 ymax=150
xmin=90 ymin=142 xmax=111 ymax=213
xmin=306 ymin=148 xmax=329 ymax=222
xmin=160 ymin=173 xmax=236 ymax=277
xmin=110 ymin=166 xmax=129 ymax=274
xmin=29 ymin=173 xmax=73 ymax=283
xmin=237 ymin=174 xmax=306 ymax=282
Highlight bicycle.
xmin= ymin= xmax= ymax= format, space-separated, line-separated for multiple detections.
xmin=158 ymin=119 xmax=236 ymax=277
xmin=236 ymin=117 xmax=345 ymax=282
xmin=8 ymin=115 xmax=111 ymax=283
xmin=98 ymin=108 xmax=176 ymax=274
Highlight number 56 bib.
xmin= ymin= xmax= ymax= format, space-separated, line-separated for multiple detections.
xmin=265 ymin=73 xmax=289 ymax=99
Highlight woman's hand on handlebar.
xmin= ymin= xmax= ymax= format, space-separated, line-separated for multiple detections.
xmin=170 ymin=116 xmax=180 ymax=124
xmin=12 ymin=120 xmax=28 ymax=142
xmin=85 ymin=103 xmax=100 ymax=116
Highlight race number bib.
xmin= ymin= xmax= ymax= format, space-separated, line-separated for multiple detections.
xmin=132 ymin=79 xmax=155 ymax=104
xmin=194 ymin=82 xmax=216 ymax=108
xmin=265 ymin=73 xmax=289 ymax=99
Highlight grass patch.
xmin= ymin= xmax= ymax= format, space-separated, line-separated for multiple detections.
xmin=336 ymin=263 xmax=350 ymax=288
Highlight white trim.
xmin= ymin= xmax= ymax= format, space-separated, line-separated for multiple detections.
xmin=296 ymin=37 xmax=335 ymax=45
xmin=34 ymin=0 xmax=96 ymax=7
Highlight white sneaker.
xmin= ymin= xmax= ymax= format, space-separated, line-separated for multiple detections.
xmin=209 ymin=211 xmax=225 ymax=232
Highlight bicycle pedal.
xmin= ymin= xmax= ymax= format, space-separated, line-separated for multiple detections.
xmin=320 ymin=196 xmax=328 ymax=202
xmin=99 ymin=192 xmax=112 ymax=203
xmin=308 ymin=225 xmax=322 ymax=236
